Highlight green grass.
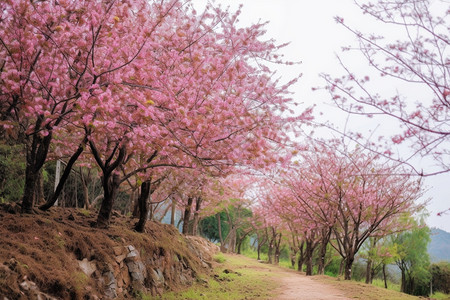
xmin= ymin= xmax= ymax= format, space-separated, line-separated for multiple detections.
xmin=370 ymin=278 xmax=401 ymax=292
xmin=431 ymin=292 xmax=450 ymax=300
xmin=241 ymin=249 xmax=294 ymax=270
xmin=213 ymin=252 xmax=226 ymax=263
xmin=150 ymin=254 xmax=279 ymax=299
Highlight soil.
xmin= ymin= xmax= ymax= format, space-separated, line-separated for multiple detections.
xmin=0 ymin=203 xmax=212 ymax=299
xmin=273 ymin=270 xmax=350 ymax=300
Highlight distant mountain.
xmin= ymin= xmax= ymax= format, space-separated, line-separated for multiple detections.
xmin=429 ymin=228 xmax=450 ymax=262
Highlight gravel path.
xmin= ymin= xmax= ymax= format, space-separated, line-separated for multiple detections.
xmin=271 ymin=268 xmax=350 ymax=300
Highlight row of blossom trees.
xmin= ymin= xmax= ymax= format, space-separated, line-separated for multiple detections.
xmin=253 ymin=139 xmax=424 ymax=280
xmin=0 ymin=0 xmax=310 ymax=227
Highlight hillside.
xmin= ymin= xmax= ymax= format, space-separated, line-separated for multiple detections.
xmin=429 ymin=228 xmax=450 ymax=262
xmin=0 ymin=204 xmax=218 ymax=299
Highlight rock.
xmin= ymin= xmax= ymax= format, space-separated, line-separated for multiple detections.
xmin=19 ymin=279 xmax=37 ymax=291
xmin=78 ymin=258 xmax=97 ymax=277
xmin=120 ymin=266 xmax=131 ymax=287
xmin=113 ymin=246 xmax=124 ymax=256
xmin=114 ymin=254 xmax=126 ymax=264
xmin=126 ymin=260 xmax=146 ymax=284
xmin=125 ymin=245 xmax=139 ymax=261
xmin=102 ymin=265 xmax=118 ymax=299
xmin=150 ymin=268 xmax=164 ymax=287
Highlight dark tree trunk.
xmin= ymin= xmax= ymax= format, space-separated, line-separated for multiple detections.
xmin=182 ymin=197 xmax=193 ymax=235
xmin=317 ymin=228 xmax=331 ymax=275
xmin=236 ymin=231 xmax=251 ymax=254
xmin=344 ymin=253 xmax=355 ymax=280
xmin=191 ymin=197 xmax=202 ymax=236
xmin=305 ymin=239 xmax=314 ymax=276
xmin=267 ymin=228 xmax=275 ymax=264
xmin=382 ymin=264 xmax=388 ymax=289
xmin=365 ymin=258 xmax=373 ymax=284
xmin=134 ymin=180 xmax=151 ymax=233
xmin=90 ymin=142 xmax=126 ymax=228
xmin=22 ymin=121 xmax=52 ymax=213
xmin=22 ymin=165 xmax=38 ymax=213
xmin=298 ymin=241 xmax=305 ymax=272
xmin=35 ymin=169 xmax=44 ymax=205
xmin=40 ymin=137 xmax=87 ymax=211
xmin=96 ymin=173 xmax=121 ymax=228
xmin=400 ymin=268 xmax=406 ymax=293
xmin=274 ymin=232 xmax=282 ymax=265
xmin=257 ymin=232 xmax=267 ymax=260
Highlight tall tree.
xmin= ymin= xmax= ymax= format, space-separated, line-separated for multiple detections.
xmin=395 ymin=222 xmax=431 ymax=295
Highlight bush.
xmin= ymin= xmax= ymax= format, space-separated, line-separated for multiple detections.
xmin=431 ymin=262 xmax=450 ymax=294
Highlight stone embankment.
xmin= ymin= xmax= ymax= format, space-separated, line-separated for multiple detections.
xmin=0 ymin=206 xmax=219 ymax=299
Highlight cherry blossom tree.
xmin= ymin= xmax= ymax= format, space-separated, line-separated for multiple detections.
xmin=0 ymin=0 xmax=174 ymax=213
xmin=322 ymin=0 xmax=449 ymax=177
xmin=259 ymin=139 xmax=424 ymax=279
xmin=309 ymin=142 xmax=424 ymax=280
xmin=1 ymin=0 xmax=312 ymax=228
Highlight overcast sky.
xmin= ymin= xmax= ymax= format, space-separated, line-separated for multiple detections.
xmin=191 ymin=0 xmax=450 ymax=232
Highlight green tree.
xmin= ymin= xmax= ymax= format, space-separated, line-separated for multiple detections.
xmin=430 ymin=262 xmax=450 ymax=294
xmin=395 ymin=222 xmax=431 ymax=296
xmin=200 ymin=211 xmax=229 ymax=243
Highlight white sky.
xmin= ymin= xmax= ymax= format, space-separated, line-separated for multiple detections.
xmin=191 ymin=0 xmax=450 ymax=232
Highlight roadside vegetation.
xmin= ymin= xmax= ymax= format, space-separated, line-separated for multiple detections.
xmin=151 ymin=253 xmax=428 ymax=300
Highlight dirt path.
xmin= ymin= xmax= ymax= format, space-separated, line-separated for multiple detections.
xmin=271 ymin=269 xmax=350 ymax=300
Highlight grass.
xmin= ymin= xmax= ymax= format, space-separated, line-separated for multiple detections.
xmin=147 ymin=249 xmax=450 ymax=300
xmin=213 ymin=252 xmax=226 ymax=263
xmin=150 ymin=254 xmax=279 ymax=299
xmin=370 ymin=278 xmax=401 ymax=292
xmin=431 ymin=292 xmax=450 ymax=299
xmin=313 ymin=275 xmax=420 ymax=300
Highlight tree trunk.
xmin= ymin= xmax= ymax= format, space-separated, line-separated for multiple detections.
xmin=338 ymin=258 xmax=344 ymax=276
xmin=236 ymin=231 xmax=251 ymax=254
xmin=297 ymin=241 xmax=305 ymax=272
xmin=170 ymin=198 xmax=176 ymax=226
xmin=317 ymin=228 xmax=331 ymax=275
xmin=22 ymin=162 xmax=39 ymax=213
xmin=216 ymin=213 xmax=226 ymax=252
xmin=191 ymin=197 xmax=202 ymax=236
xmin=383 ymin=264 xmax=388 ymax=289
xmin=148 ymin=203 xmax=154 ymax=221
xmin=96 ymin=173 xmax=121 ymax=228
xmin=365 ymin=258 xmax=373 ymax=284
xmin=22 ymin=123 xmax=52 ymax=213
xmin=134 ymin=180 xmax=151 ymax=233
xmin=274 ymin=232 xmax=282 ymax=265
xmin=257 ymin=232 xmax=267 ymax=260
xmin=305 ymin=239 xmax=314 ymax=276
xmin=400 ymin=268 xmax=406 ymax=293
xmin=267 ymin=228 xmax=275 ymax=264
xmin=34 ymin=169 xmax=44 ymax=205
xmin=317 ymin=241 xmax=327 ymax=275
xmin=39 ymin=137 xmax=87 ymax=211
xmin=182 ymin=197 xmax=193 ymax=235
xmin=344 ymin=253 xmax=355 ymax=280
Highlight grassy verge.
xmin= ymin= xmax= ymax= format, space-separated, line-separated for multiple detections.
xmin=149 ymin=254 xmax=280 ymax=299
xmin=313 ymin=276 xmax=422 ymax=300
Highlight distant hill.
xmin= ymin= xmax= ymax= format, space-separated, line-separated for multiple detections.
xmin=429 ymin=228 xmax=450 ymax=262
